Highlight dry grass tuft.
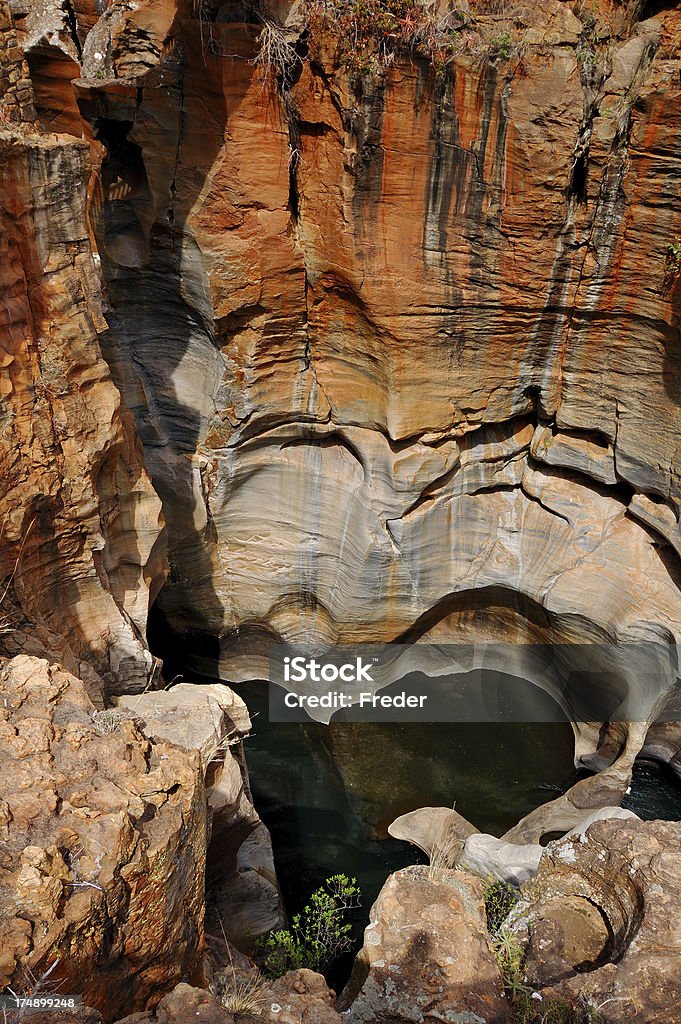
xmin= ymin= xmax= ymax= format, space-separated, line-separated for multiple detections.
xmin=0 ymin=518 xmax=36 ymax=639
xmin=91 ymin=707 xmax=129 ymax=735
xmin=427 ymin=821 xmax=463 ymax=880
xmin=210 ymin=967 xmax=269 ymax=1014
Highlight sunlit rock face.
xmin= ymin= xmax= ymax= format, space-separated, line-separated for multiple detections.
xmin=0 ymin=132 xmax=166 ymax=694
xmin=0 ymin=656 xmax=206 ymax=1020
xmin=75 ymin=1 xmax=681 ymax=681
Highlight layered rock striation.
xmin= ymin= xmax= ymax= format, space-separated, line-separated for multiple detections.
xmin=55 ymin=0 xmax=681 ymax=695
xmin=2 ymin=1 xmax=681 ymax=717
xmin=0 ymin=122 xmax=166 ymax=693
xmin=1 ymin=1 xmax=681 ymax=1021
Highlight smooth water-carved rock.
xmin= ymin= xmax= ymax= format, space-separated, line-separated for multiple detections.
xmin=459 ymin=835 xmax=545 ymax=887
xmin=0 ymin=655 xmax=206 ymax=1021
xmin=4 ymin=0 xmax=679 ymax=803
xmin=48 ymin=0 xmax=681 ymax=788
xmin=340 ymin=865 xmax=508 ymax=1023
xmin=388 ymin=806 xmax=479 ymax=857
xmin=390 ymin=800 xmax=639 ymax=886
xmin=509 ymin=819 xmax=681 ymax=1023
xmin=459 ymin=807 xmax=639 ymax=886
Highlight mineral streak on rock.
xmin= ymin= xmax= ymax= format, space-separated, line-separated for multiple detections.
xmin=62 ymin=0 xmax=681 ymax=703
xmin=0 ymin=130 xmax=166 ymax=694
xmin=0 ymin=1 xmax=681 ymax=1022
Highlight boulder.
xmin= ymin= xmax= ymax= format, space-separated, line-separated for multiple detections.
xmin=0 ymin=656 xmax=207 ymax=1021
xmin=114 ymin=983 xmax=234 ymax=1024
xmin=113 ymin=972 xmax=342 ymax=1024
xmin=262 ymin=970 xmax=343 ymax=1024
xmin=340 ymin=866 xmax=508 ymax=1023
xmin=116 ymin=681 xmax=284 ymax=951
xmin=115 ymin=682 xmax=252 ymax=768
xmin=510 ymin=820 xmax=681 ymax=1023
xmin=460 ymin=834 xmax=543 ymax=886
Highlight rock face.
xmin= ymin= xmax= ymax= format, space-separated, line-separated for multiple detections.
xmin=29 ymin=0 xmax=676 ymax=778
xmin=2 ymin=2 xmax=681 ymax=1021
xmin=0 ymin=127 xmax=166 ymax=695
xmin=1 ymin=0 xmax=680 ymax=743
xmin=509 ymin=819 xmax=681 ymax=1024
xmin=340 ymin=865 xmax=508 ymax=1023
xmin=0 ymin=655 xmax=207 ymax=1021
xmin=115 ymin=682 xmax=285 ymax=949
xmin=70 ymin=0 xmax=681 ymax=657
xmin=0 ymin=0 xmax=37 ymax=124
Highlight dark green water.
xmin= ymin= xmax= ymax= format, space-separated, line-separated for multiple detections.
xmin=234 ymin=682 xmax=681 ymax=942
xmin=623 ymin=760 xmax=681 ymax=821
xmin=236 ymin=682 xmax=578 ymax=917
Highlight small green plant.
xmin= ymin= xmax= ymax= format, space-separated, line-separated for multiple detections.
xmin=667 ymin=240 xmax=681 ymax=274
xmin=482 ymin=882 xmax=599 ymax=1023
xmin=492 ymin=30 xmax=513 ymax=60
xmin=575 ymin=42 xmax=594 ymax=67
xmin=484 ymin=878 xmax=519 ymax=934
xmin=494 ymin=926 xmax=528 ymax=1001
xmin=257 ymin=874 xmax=360 ymax=978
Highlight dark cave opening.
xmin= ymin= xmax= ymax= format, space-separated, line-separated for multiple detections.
xmin=221 ymin=2 xmax=260 ymax=22
xmin=96 ymin=119 xmax=149 ymax=199
xmin=638 ymin=0 xmax=677 ymax=18
xmin=569 ymin=153 xmax=588 ymax=205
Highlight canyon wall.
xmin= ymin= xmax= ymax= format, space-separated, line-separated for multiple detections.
xmin=0 ymin=123 xmax=166 ymax=694
xmin=65 ymin=0 xmax=681 ymax=685
xmin=2 ymin=0 xmax=681 ymax=699
xmin=1 ymin=3 xmax=681 ymax=1020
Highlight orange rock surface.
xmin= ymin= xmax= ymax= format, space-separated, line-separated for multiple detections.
xmin=0 ymin=131 xmax=166 ymax=694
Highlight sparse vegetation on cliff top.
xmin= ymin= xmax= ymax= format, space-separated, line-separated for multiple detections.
xmin=307 ymin=0 xmax=529 ymax=72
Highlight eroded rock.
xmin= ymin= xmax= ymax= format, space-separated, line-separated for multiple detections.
xmin=115 ymin=681 xmax=285 ymax=950
xmin=0 ymin=130 xmax=166 ymax=696
xmin=0 ymin=655 xmax=206 ymax=1021
xmin=340 ymin=865 xmax=508 ymax=1023
xmin=510 ymin=819 xmax=681 ymax=1023
xmin=113 ymin=970 xmax=342 ymax=1024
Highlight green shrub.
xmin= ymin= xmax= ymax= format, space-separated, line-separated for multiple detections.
xmin=257 ymin=874 xmax=361 ymax=978
xmin=492 ymin=30 xmax=513 ymax=59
